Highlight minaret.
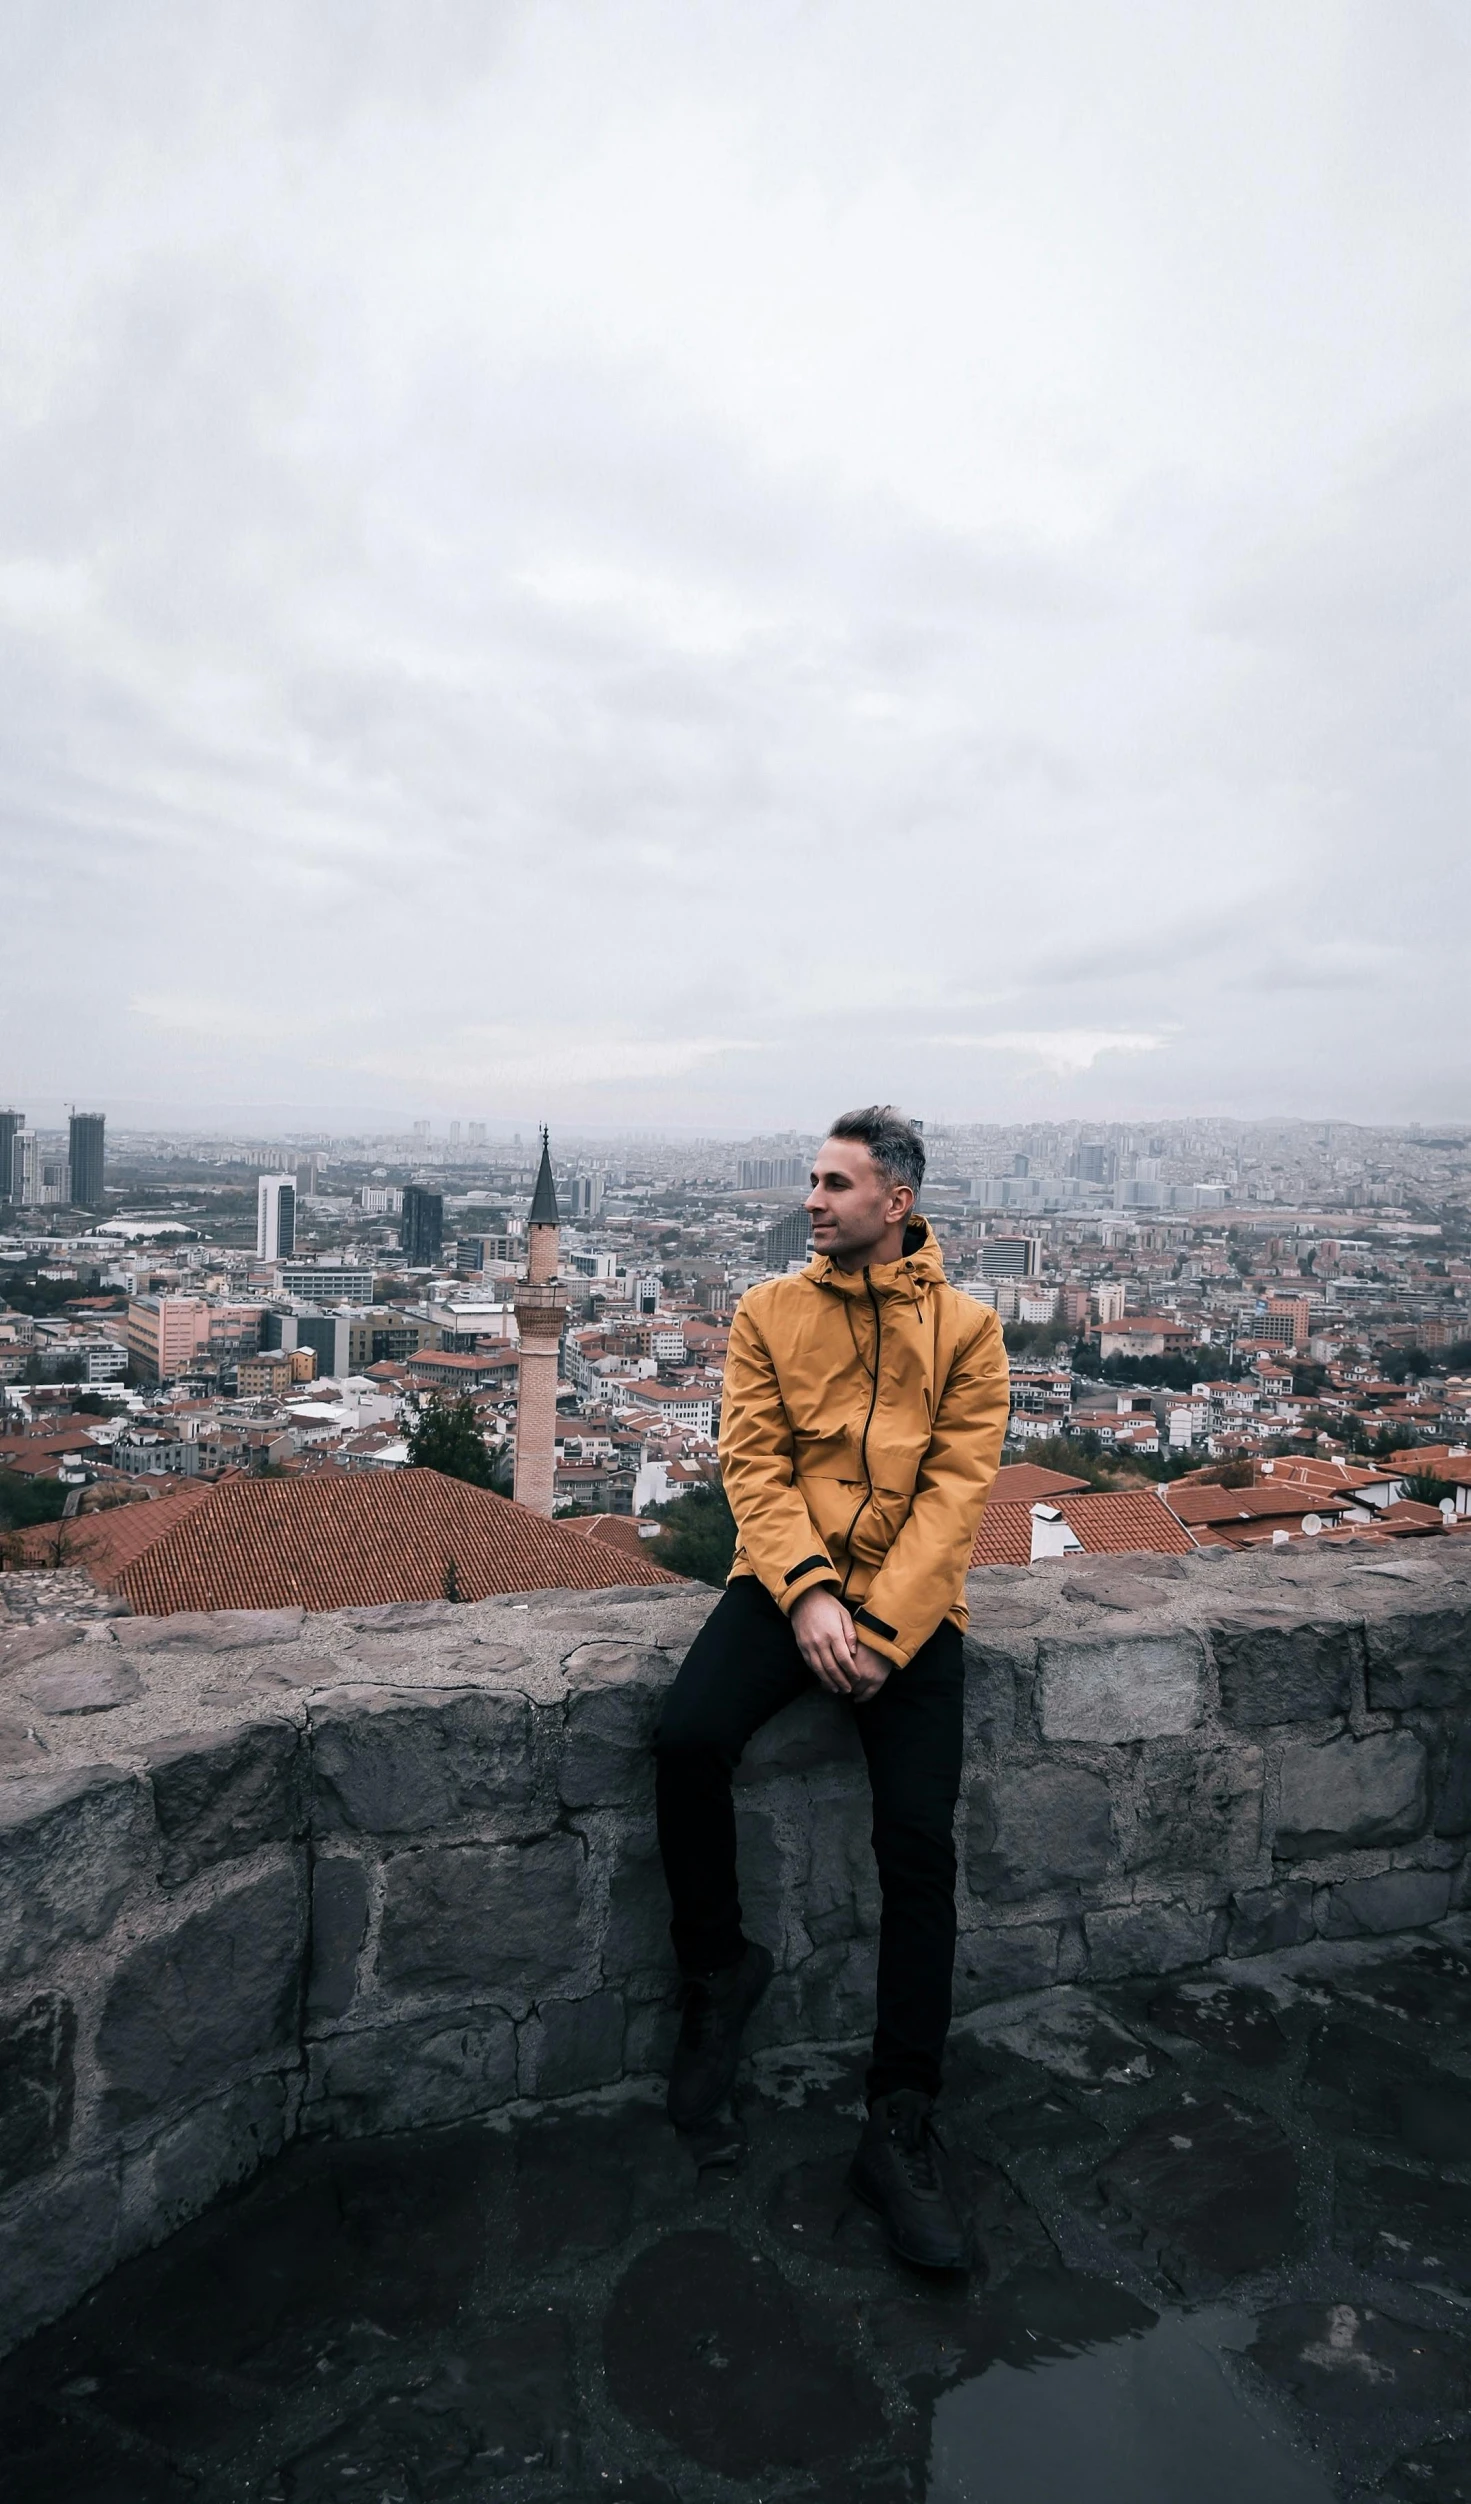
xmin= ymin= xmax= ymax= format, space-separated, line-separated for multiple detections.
xmin=512 ymin=1128 xmax=566 ymax=1515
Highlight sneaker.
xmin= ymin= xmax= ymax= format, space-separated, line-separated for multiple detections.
xmin=848 ymin=2090 xmax=969 ymax=2271
xmin=666 ymin=1941 xmax=774 ymax=2129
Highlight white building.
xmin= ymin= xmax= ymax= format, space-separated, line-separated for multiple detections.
xmin=257 ymin=1172 xmax=297 ymax=1261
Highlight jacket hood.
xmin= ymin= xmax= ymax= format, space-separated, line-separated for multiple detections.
xmin=806 ymin=1213 xmax=948 ymax=1301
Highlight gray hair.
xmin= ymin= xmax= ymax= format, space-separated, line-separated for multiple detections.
xmin=827 ymin=1104 xmax=926 ymax=1199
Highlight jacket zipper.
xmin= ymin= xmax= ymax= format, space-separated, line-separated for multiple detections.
xmin=839 ymin=1271 xmax=882 ymax=1602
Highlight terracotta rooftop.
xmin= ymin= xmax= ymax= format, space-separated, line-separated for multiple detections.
xmin=982 ymin=1463 xmax=1093 ymax=1506
xmin=560 ymin=1513 xmax=665 ymax=1561
xmin=109 ymin=1469 xmax=682 ymax=1615
xmin=1165 ymin=1483 xmax=1356 ymax=1527
xmin=970 ymin=1484 xmax=1197 ymax=1569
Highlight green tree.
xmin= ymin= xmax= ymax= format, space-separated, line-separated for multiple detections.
xmin=1402 ymin=1469 xmax=1455 ymax=1510
xmin=1000 ymin=1431 xmax=1122 ymax=1490
xmin=404 ymin=1393 xmax=494 ymax=1488
xmin=652 ymin=1481 xmax=738 ymax=1586
xmin=0 ymin=1470 xmax=70 ymax=1532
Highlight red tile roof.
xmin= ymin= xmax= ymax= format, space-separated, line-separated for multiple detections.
xmin=110 ymin=1469 xmax=682 ymax=1615
xmin=969 ymin=1483 xmax=1197 ymax=1567
xmin=1057 ymin=1490 xmax=1198 ymax=1556
xmin=561 ymin=1513 xmax=666 ymax=1561
xmin=983 ymin=1463 xmax=1093 ymax=1506
xmin=1165 ymin=1484 xmax=1355 ymax=1527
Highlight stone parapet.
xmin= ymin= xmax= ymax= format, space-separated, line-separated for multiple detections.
xmin=2 ymin=1541 xmax=1471 ymax=2353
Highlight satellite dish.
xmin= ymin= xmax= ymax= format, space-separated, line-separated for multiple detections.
xmin=1302 ymin=1513 xmax=1322 ymax=1536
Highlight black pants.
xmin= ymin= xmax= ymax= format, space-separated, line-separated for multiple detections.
xmin=653 ymin=1575 xmax=965 ymax=2103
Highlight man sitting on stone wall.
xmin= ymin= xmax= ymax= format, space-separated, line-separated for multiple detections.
xmin=653 ymin=1105 xmax=1010 ymax=2267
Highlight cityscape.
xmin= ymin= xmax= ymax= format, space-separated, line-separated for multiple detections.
xmin=5 ymin=1103 xmax=1471 ymax=1588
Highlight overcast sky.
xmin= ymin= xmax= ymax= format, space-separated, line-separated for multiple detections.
xmin=2 ymin=0 xmax=1466 ymax=1136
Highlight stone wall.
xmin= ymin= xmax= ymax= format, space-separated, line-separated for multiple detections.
xmin=3 ymin=1540 xmax=1471 ymax=2355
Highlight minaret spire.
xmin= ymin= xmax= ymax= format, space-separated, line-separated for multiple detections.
xmin=512 ymin=1123 xmax=566 ymax=1514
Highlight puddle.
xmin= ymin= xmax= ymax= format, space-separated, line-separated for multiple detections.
xmin=927 ymin=2305 xmax=1334 ymax=2503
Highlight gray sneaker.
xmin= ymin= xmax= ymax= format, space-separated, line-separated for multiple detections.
xmin=666 ymin=1941 xmax=774 ymax=2129
xmin=848 ymin=2090 xmax=969 ymax=2270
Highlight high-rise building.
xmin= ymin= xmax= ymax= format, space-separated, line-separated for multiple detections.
xmin=12 ymin=1131 xmax=60 ymax=1207
xmin=413 ymin=1119 xmax=430 ymax=1143
xmin=513 ymin=1130 xmax=566 ymax=1516
xmin=449 ymin=1121 xmax=461 ymax=1148
xmin=401 ymin=1185 xmax=444 ymax=1267
xmin=1071 ymin=1142 xmax=1115 ymax=1186
xmin=566 ymin=1173 xmax=604 ymax=1218
xmin=762 ymin=1207 xmax=812 ymax=1272
xmin=980 ymin=1236 xmax=1041 ymax=1279
xmin=0 ymin=1110 xmax=22 ymax=1203
xmin=294 ymin=1153 xmax=320 ymax=1196
xmin=68 ymin=1111 xmax=106 ymax=1210
xmin=468 ymin=1122 xmax=487 ymax=1146
xmin=738 ymin=1156 xmax=807 ymax=1189
xmin=257 ymin=1172 xmax=297 ymax=1262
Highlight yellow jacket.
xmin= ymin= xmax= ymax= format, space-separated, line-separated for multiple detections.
xmin=719 ymin=1218 xmax=1010 ymax=1668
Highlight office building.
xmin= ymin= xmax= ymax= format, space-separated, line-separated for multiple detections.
xmin=762 ymin=1207 xmax=812 ymax=1272
xmin=257 ymin=1172 xmax=296 ymax=1261
xmin=278 ymin=1264 xmax=375 ymax=1302
xmin=401 ymin=1185 xmax=444 ymax=1267
xmin=295 ymin=1154 xmax=320 ymax=1196
xmin=12 ymin=1131 xmax=68 ymax=1207
xmin=68 ymin=1111 xmax=106 ymax=1210
xmin=739 ymin=1156 xmax=807 ymax=1189
xmin=0 ymin=1111 xmax=23 ymax=1203
xmin=566 ymin=1173 xmax=604 ymax=1218
xmin=980 ymin=1236 xmax=1042 ymax=1279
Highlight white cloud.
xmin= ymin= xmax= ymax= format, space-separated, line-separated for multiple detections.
xmin=0 ymin=1 xmax=1466 ymax=1127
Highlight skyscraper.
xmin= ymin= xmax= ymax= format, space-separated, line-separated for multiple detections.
xmin=0 ymin=1110 xmax=22 ymax=1204
xmin=68 ymin=1111 xmax=106 ymax=1210
xmin=401 ymin=1186 xmax=444 ymax=1267
xmin=762 ymin=1207 xmax=812 ymax=1272
xmin=257 ymin=1172 xmax=297 ymax=1261
xmin=513 ymin=1131 xmax=566 ymax=1516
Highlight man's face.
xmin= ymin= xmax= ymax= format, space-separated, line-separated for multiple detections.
xmin=805 ymin=1136 xmax=913 ymax=1266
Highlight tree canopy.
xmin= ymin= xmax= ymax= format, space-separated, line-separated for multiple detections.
xmin=404 ymin=1393 xmax=495 ymax=1489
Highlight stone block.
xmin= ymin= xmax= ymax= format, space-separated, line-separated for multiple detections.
xmin=1435 ymin=1720 xmax=1471 ymax=1837
xmin=734 ymin=1799 xmax=788 ymax=1954
xmin=1275 ymin=1731 xmax=1428 ymax=1860
xmin=1126 ymin=1746 xmax=1263 ymax=1877
xmin=1227 ymin=1882 xmax=1316 ymax=1957
xmin=0 ymin=1991 xmax=76 ymax=2194
xmin=960 ymin=1636 xmax=1019 ymax=1754
xmin=966 ymin=1762 xmax=1112 ymax=1900
xmin=734 ymin=1688 xmax=861 ymax=1782
xmin=1366 ymin=1608 xmax=1471 ymax=1712
xmin=0 ymin=2163 xmax=119 ymax=2357
xmin=953 ymin=1920 xmax=1061 ymax=2008
xmin=750 ymin=1938 xmax=878 ymax=2050
xmin=377 ymin=1834 xmax=583 ymax=1996
xmin=801 ymin=1789 xmax=881 ymax=1946
xmin=518 ymin=1991 xmax=625 ymax=2098
xmin=1084 ymin=1902 xmax=1224 ymax=1981
xmin=306 ymin=1855 xmax=369 ymax=2019
xmin=1037 ymin=1635 xmax=1204 ymax=1744
xmin=1319 ymin=1869 xmax=1453 ymax=1938
xmin=1212 ymin=1616 xmax=1356 ymax=1725
xmin=305 ymin=2009 xmax=517 ymax=2135
xmin=559 ymin=1660 xmax=665 ymax=1807
xmin=122 ymin=2073 xmax=290 ymax=2251
xmin=115 ymin=1607 xmax=306 ymax=1651
xmin=145 ymin=1720 xmax=301 ymax=1883
xmin=97 ymin=1865 xmax=304 ymax=2126
xmin=311 ymin=1686 xmax=535 ymax=1834
xmin=0 ymin=1763 xmax=150 ymax=1980
xmin=601 ymin=1823 xmax=670 ymax=1988
xmin=20 ymin=1659 xmax=141 ymax=1715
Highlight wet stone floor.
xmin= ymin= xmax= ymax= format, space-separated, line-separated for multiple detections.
xmin=11 ymin=1938 xmax=1471 ymax=2503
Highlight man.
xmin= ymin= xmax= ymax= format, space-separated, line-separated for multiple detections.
xmin=654 ymin=1105 xmax=1010 ymax=2268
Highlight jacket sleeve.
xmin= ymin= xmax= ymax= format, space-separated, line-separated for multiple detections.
xmin=718 ymin=1296 xmax=841 ymax=1614
xmin=848 ymin=1308 xmax=1011 ymax=1669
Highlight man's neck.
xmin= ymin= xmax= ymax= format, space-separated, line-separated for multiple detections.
xmin=830 ymin=1221 xmax=911 ymax=1273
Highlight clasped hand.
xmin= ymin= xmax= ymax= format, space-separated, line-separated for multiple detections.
xmin=790 ymin=1588 xmax=891 ymax=1702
